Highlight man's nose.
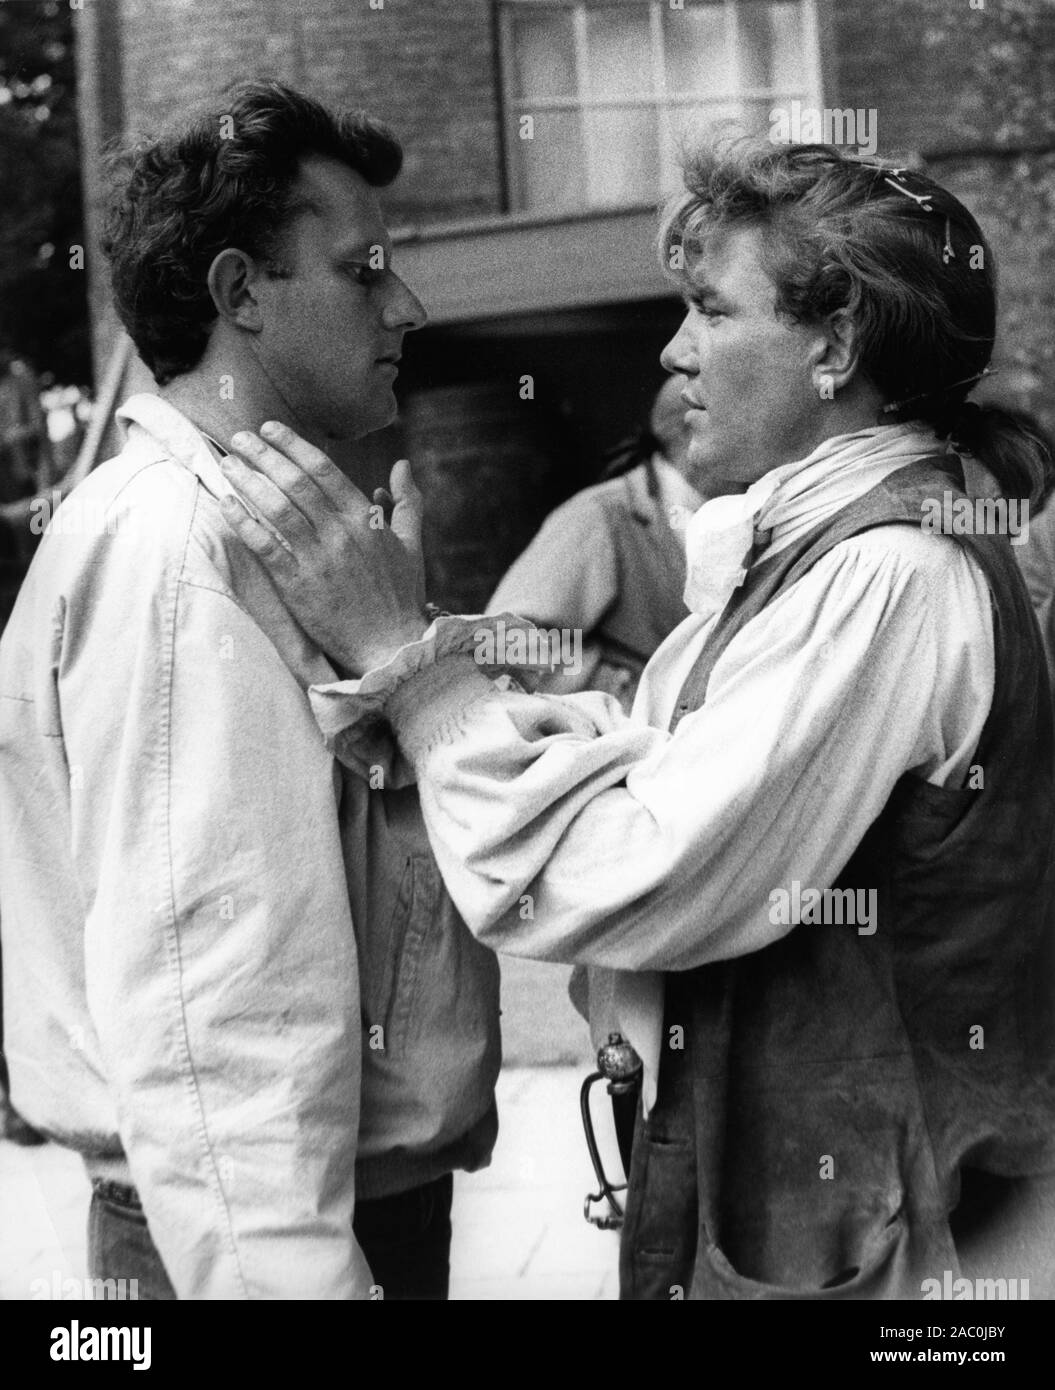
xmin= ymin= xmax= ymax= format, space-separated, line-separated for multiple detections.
xmin=660 ymin=313 xmax=697 ymax=376
xmin=384 ymin=274 xmax=428 ymax=333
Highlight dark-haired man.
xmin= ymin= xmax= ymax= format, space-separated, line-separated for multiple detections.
xmin=0 ymin=81 xmax=500 ymax=1299
xmin=220 ymin=143 xmax=1055 ymax=1299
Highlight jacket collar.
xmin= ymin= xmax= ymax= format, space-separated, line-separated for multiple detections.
xmin=115 ymin=393 xmax=237 ymax=506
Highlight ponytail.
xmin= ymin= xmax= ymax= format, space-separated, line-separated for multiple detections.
xmin=935 ymin=401 xmax=1055 ymax=510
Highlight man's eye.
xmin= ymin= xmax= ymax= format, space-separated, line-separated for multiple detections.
xmin=348 ymin=264 xmax=382 ymax=286
xmin=691 ymin=299 xmax=723 ymax=318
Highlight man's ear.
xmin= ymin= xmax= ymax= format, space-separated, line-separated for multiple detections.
xmin=206 ymin=248 xmax=264 ymax=333
xmin=809 ymin=310 xmax=860 ymax=395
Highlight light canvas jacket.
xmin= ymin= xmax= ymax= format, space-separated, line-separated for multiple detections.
xmin=0 ymin=393 xmax=500 ymax=1299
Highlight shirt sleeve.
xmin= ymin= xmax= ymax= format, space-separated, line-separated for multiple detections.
xmin=75 ymin=581 xmax=373 ymax=1298
xmin=488 ymin=492 xmax=620 ymax=632
xmin=373 ymin=528 xmax=993 ymax=971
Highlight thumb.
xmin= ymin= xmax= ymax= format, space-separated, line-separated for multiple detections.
xmin=388 ymin=458 xmax=423 ymax=563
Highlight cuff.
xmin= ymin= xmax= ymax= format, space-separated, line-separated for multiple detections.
xmin=308 ymin=612 xmax=549 ymax=782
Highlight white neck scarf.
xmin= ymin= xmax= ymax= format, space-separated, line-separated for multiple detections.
xmin=680 ymin=423 xmax=945 ymax=619
xmin=621 ymin=421 xmax=946 ymax=1116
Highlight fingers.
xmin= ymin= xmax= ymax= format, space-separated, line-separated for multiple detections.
xmin=219 ymin=492 xmax=296 ymax=565
xmin=218 ymin=451 xmax=316 ymax=549
xmin=227 ymin=429 xmax=331 ymax=531
xmin=258 ymin=421 xmax=371 ymax=514
xmin=388 ymin=458 xmax=423 ymax=564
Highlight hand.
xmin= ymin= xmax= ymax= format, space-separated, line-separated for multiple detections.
xmin=218 ymin=421 xmax=428 ymax=675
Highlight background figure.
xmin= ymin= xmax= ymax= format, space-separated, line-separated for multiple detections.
xmin=488 ymin=376 xmax=709 ymax=714
xmin=0 ymin=352 xmax=54 ymax=503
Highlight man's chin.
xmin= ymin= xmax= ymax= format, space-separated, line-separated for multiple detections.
xmin=687 ymin=438 xmax=729 ymax=487
xmin=687 ymin=451 xmax=753 ymax=498
xmin=356 ymin=392 xmax=400 ymax=438
xmin=688 ymin=437 xmax=774 ymax=496
xmin=325 ymin=397 xmax=398 ymax=444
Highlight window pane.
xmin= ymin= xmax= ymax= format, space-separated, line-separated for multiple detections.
xmin=585 ymin=6 xmax=652 ymax=99
xmin=584 ymin=106 xmax=660 ymax=208
xmin=663 ymin=2 xmax=734 ymax=97
xmin=509 ymin=8 xmax=577 ymax=100
xmin=736 ymin=98 xmax=780 ymax=138
xmin=664 ymin=101 xmax=748 ymax=160
xmin=737 ymin=1 xmax=807 ymax=91
xmin=517 ymin=109 xmax=586 ymax=211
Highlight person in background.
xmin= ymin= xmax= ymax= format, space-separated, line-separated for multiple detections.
xmin=0 ymin=351 xmax=54 ymax=503
xmin=488 ymin=376 xmax=711 ymax=714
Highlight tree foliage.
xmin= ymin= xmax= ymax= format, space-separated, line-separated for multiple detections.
xmin=0 ymin=0 xmax=90 ymax=387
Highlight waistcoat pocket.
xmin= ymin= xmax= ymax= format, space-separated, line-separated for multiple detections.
xmin=698 ymin=1204 xmax=910 ymax=1300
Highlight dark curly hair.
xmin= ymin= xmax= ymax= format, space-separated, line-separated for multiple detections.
xmin=660 ymin=141 xmax=1052 ymax=507
xmin=102 ymin=80 xmax=403 ymax=386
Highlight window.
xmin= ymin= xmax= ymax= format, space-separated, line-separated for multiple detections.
xmin=498 ymin=0 xmax=824 ymax=213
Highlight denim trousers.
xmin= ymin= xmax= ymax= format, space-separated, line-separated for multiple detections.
xmin=87 ymin=1171 xmax=454 ymax=1300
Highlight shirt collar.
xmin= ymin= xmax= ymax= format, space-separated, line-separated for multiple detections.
xmin=115 ymin=393 xmax=239 ymax=506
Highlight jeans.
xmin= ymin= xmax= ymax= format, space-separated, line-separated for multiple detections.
xmin=351 ymin=1173 xmax=453 ymax=1301
xmin=87 ymin=1171 xmax=454 ymax=1300
xmin=87 ymin=1180 xmax=178 ymax=1301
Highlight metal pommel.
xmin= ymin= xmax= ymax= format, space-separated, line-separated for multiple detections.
xmin=596 ymin=1033 xmax=643 ymax=1084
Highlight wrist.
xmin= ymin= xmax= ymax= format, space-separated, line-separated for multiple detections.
xmin=354 ymin=614 xmax=430 ymax=676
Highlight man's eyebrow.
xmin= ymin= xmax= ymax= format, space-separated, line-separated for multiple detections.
xmin=285 ymin=194 xmax=324 ymax=221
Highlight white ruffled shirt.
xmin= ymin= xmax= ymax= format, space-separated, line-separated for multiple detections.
xmin=311 ymin=425 xmax=995 ymax=1110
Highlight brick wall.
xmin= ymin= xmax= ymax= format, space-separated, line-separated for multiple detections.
xmin=117 ymin=0 xmax=504 ymax=225
xmin=79 ymin=0 xmax=507 ymax=384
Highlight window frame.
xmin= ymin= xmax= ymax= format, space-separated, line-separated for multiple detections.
xmin=497 ymin=0 xmax=826 ymax=213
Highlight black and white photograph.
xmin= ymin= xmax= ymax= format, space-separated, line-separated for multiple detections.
xmin=1 ymin=0 xmax=1054 ymax=1349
